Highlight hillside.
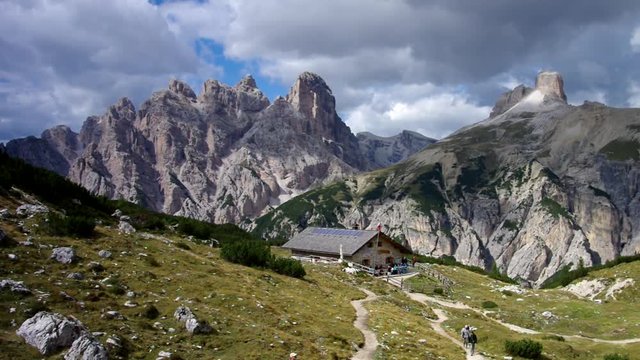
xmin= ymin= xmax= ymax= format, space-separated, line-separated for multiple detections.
xmin=254 ymin=71 xmax=640 ymax=287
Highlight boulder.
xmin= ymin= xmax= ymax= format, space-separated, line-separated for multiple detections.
xmin=118 ymin=221 xmax=135 ymax=234
xmin=185 ymin=318 xmax=213 ymax=334
xmin=0 ymin=279 xmax=31 ymax=295
xmin=51 ymin=247 xmax=77 ymax=264
xmin=67 ymin=273 xmax=84 ymax=280
xmin=0 ymin=208 xmax=10 ymax=219
xmin=16 ymin=204 xmax=48 ymax=217
xmin=173 ymin=306 xmax=195 ymax=323
xmin=64 ymin=333 xmax=108 ymax=360
xmin=98 ymin=250 xmax=112 ymax=259
xmin=16 ymin=311 xmax=84 ymax=355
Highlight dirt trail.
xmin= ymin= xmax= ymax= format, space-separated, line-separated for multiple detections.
xmin=407 ymin=294 xmax=486 ymax=360
xmin=351 ymin=288 xmax=380 ymax=360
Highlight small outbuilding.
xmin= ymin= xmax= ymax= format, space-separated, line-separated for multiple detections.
xmin=282 ymin=227 xmax=411 ymax=268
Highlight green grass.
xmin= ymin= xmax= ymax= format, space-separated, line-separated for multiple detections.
xmin=540 ymin=197 xmax=571 ymax=220
xmin=599 ymin=139 xmax=640 ymax=161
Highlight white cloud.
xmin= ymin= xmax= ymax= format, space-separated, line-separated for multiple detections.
xmin=0 ymin=0 xmax=217 ymax=139
xmin=344 ymin=84 xmax=491 ymax=139
xmin=628 ymin=82 xmax=640 ymax=107
xmin=631 ymin=26 xmax=640 ymax=52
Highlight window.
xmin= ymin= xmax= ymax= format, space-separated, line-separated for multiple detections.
xmin=378 ymin=241 xmax=383 ymax=247
xmin=367 ymin=242 xmax=373 ymax=248
xmin=362 ymin=259 xmax=370 ymax=266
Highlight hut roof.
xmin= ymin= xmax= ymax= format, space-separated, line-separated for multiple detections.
xmin=282 ymin=227 xmax=410 ymax=256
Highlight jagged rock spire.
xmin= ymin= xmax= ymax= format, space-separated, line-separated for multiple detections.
xmin=235 ymin=74 xmax=258 ymax=91
xmin=169 ymin=79 xmax=197 ymax=100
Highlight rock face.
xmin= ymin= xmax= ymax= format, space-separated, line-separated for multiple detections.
xmin=535 ymin=71 xmax=567 ymax=102
xmin=0 ymin=279 xmax=31 ymax=295
xmin=16 ymin=311 xmax=84 ymax=355
xmin=6 ymin=73 xmax=428 ymax=225
xmin=357 ymin=130 xmax=436 ymax=169
xmin=490 ymin=85 xmax=533 ymax=118
xmin=256 ymin=71 xmax=640 ymax=287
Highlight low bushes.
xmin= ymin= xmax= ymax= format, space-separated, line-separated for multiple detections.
xmin=221 ymin=240 xmax=305 ymax=278
xmin=604 ymin=354 xmax=629 ymax=360
xmin=505 ymin=339 xmax=543 ymax=359
xmin=45 ymin=213 xmax=95 ymax=237
xmin=481 ymin=300 xmax=498 ymax=309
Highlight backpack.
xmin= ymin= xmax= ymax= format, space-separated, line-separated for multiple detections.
xmin=470 ymin=333 xmax=477 ymax=343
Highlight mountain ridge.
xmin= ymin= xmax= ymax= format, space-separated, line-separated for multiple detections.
xmin=4 ymin=73 xmax=434 ymax=225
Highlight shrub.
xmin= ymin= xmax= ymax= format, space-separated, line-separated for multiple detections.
xmin=175 ymin=242 xmax=191 ymax=251
xmin=141 ymin=304 xmax=160 ymax=319
xmin=46 ymin=213 xmax=95 ymax=237
xmin=505 ymin=339 xmax=543 ymax=359
xmin=542 ymin=334 xmax=565 ymax=342
xmin=501 ymin=290 xmax=514 ymax=296
xmin=221 ymin=240 xmax=272 ymax=268
xmin=270 ymin=257 xmax=306 ymax=279
xmin=433 ymin=287 xmax=444 ymax=295
xmin=482 ymin=300 xmax=498 ymax=309
xmin=604 ymin=354 xmax=629 ymax=360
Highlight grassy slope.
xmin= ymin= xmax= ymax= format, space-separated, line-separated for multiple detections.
xmin=407 ymin=264 xmax=640 ymax=359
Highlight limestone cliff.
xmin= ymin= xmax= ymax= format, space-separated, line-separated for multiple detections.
xmin=255 ymin=71 xmax=640 ymax=286
xmin=4 ymin=73 xmax=430 ymax=224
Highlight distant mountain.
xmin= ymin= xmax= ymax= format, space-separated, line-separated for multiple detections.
xmin=254 ymin=71 xmax=640 ymax=286
xmin=4 ymin=73 xmax=431 ymax=224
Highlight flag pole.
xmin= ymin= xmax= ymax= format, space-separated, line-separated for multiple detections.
xmin=373 ymin=223 xmax=381 ymax=271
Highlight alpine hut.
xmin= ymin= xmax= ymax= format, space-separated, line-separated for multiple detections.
xmin=282 ymin=227 xmax=411 ymax=267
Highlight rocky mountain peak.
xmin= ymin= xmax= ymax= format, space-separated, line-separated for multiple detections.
xmin=535 ymin=71 xmax=567 ymax=102
xmin=235 ymin=74 xmax=258 ymax=91
xmin=169 ymin=79 xmax=197 ymax=100
xmin=108 ymin=98 xmax=136 ymax=121
xmin=286 ymin=72 xmax=335 ymax=117
xmin=490 ymin=84 xmax=534 ymax=118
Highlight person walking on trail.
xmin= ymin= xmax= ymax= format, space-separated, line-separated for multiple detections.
xmin=468 ymin=328 xmax=478 ymax=355
xmin=460 ymin=325 xmax=470 ymax=348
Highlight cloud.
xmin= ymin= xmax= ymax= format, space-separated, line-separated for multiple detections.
xmin=3 ymin=0 xmax=640 ymax=142
xmin=632 ymin=27 xmax=640 ymax=52
xmin=0 ymin=0 xmax=216 ymax=140
xmin=343 ymin=84 xmax=491 ymax=139
xmin=628 ymin=82 xmax=640 ymax=108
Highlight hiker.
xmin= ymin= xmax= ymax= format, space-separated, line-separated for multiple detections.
xmin=412 ymin=255 xmax=417 ymax=267
xmin=468 ymin=328 xmax=478 ymax=355
xmin=460 ymin=325 xmax=470 ymax=348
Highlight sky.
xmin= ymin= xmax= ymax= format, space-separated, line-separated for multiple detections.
xmin=2 ymin=0 xmax=640 ymax=142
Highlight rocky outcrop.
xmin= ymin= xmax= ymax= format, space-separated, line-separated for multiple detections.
xmin=4 ymin=137 xmax=69 ymax=176
xmin=16 ymin=312 xmax=84 ymax=355
xmin=490 ymin=85 xmax=533 ymax=118
xmin=0 ymin=279 xmax=31 ymax=295
xmin=535 ymin=71 xmax=567 ymax=102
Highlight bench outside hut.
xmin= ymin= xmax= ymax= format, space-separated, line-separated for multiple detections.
xmin=282 ymin=227 xmax=411 ymax=268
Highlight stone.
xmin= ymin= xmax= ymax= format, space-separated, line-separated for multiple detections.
xmin=8 ymin=253 xmax=18 ymax=261
xmin=157 ymin=351 xmax=173 ymax=359
xmin=111 ymin=209 xmax=122 ymax=218
xmin=0 ymin=208 xmax=10 ymax=219
xmin=64 ymin=333 xmax=108 ymax=360
xmin=185 ymin=318 xmax=213 ymax=334
xmin=98 ymin=250 xmax=112 ymax=259
xmin=118 ymin=221 xmax=135 ymax=234
xmin=173 ymin=306 xmax=194 ymax=323
xmin=87 ymin=262 xmax=105 ymax=273
xmin=16 ymin=204 xmax=49 ymax=217
xmin=51 ymin=247 xmax=77 ymax=264
xmin=0 ymin=279 xmax=31 ymax=295
xmin=102 ymin=311 xmax=123 ymax=320
xmin=67 ymin=273 xmax=84 ymax=280
xmin=16 ymin=312 xmax=84 ymax=355
xmin=124 ymin=301 xmax=138 ymax=308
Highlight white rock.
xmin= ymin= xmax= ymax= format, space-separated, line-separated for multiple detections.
xmin=64 ymin=333 xmax=108 ymax=360
xmin=16 ymin=312 xmax=84 ymax=355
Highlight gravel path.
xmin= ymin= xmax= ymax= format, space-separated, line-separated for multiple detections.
xmin=351 ymin=288 xmax=380 ymax=360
